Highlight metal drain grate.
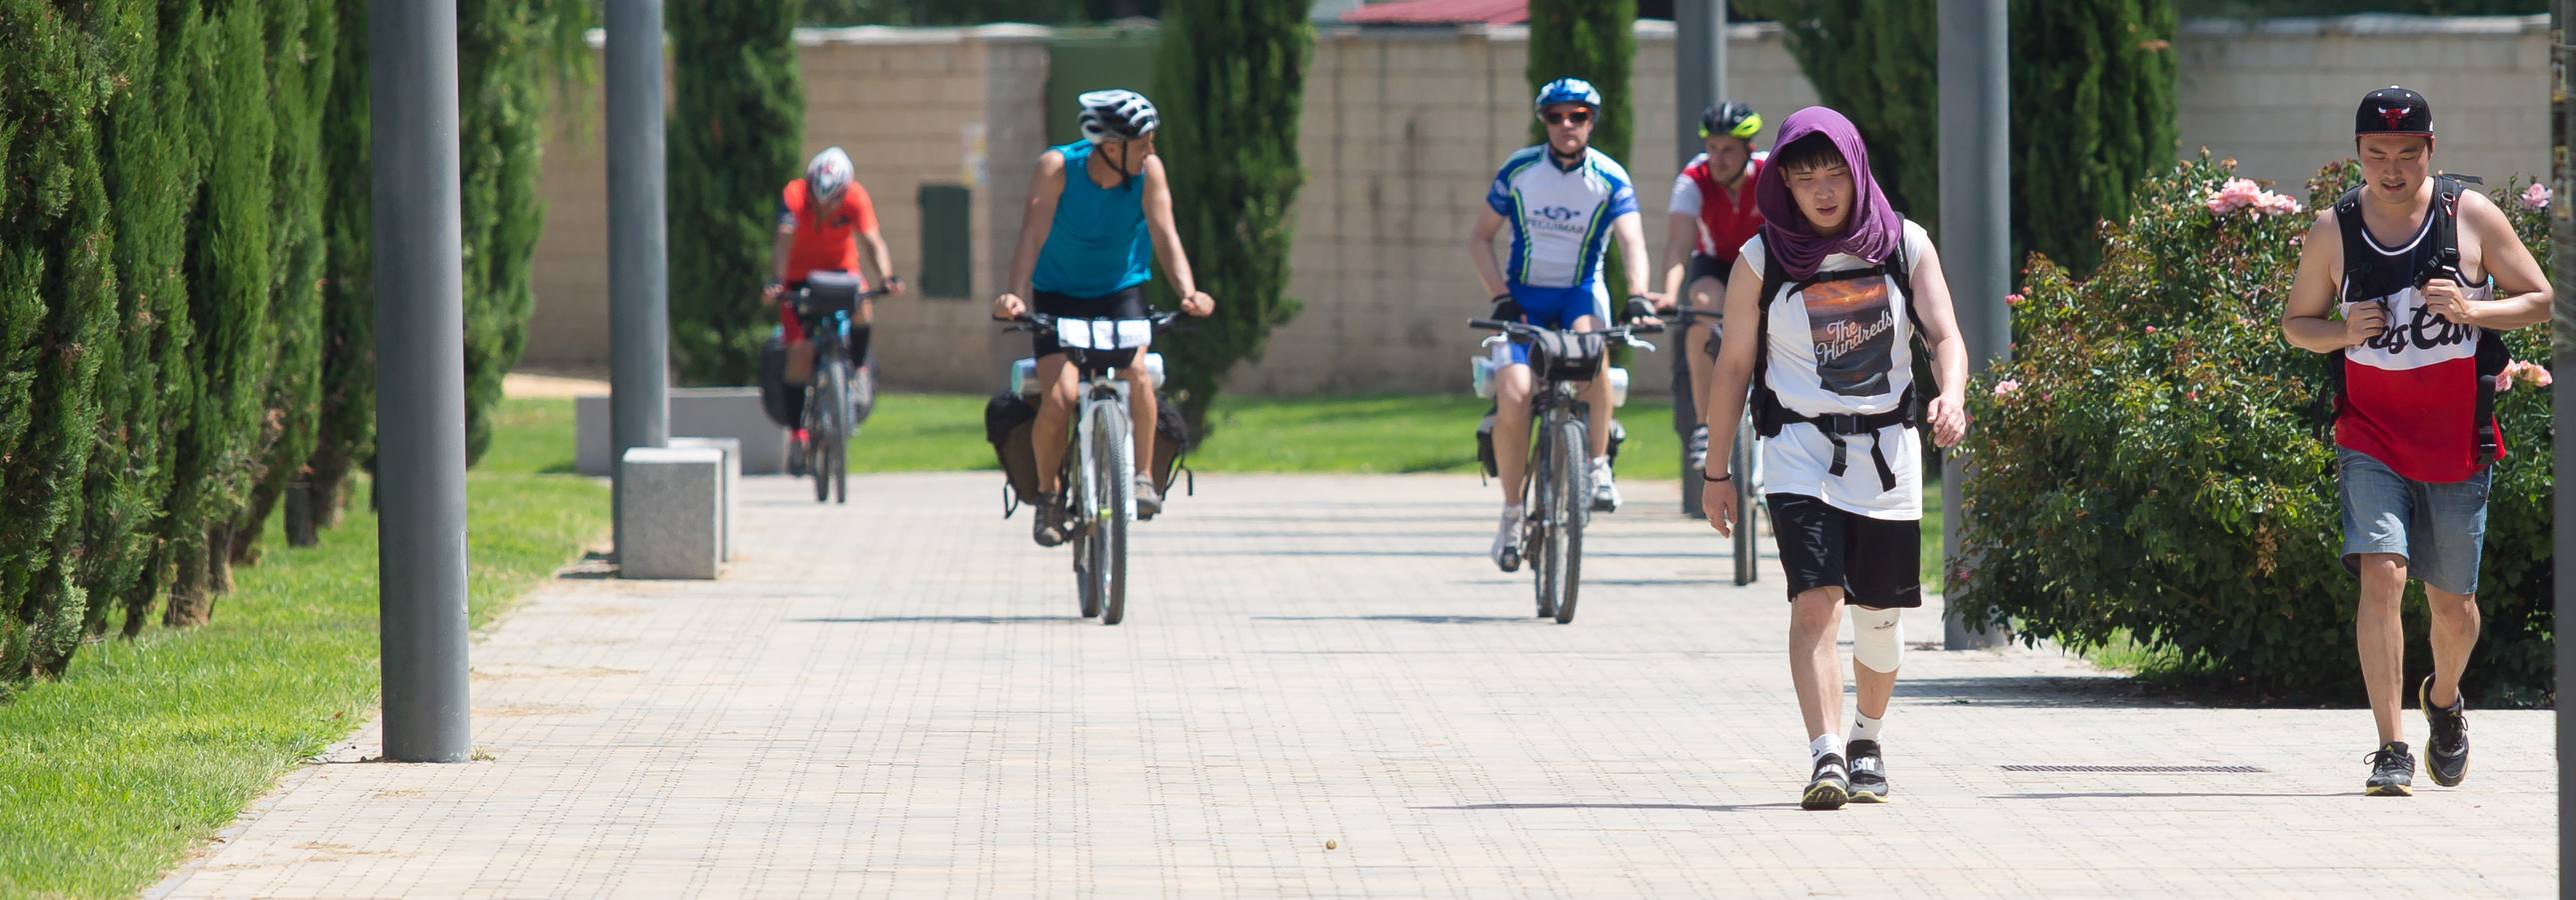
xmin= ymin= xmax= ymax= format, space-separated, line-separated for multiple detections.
xmin=1999 ymin=764 xmax=2266 ymax=774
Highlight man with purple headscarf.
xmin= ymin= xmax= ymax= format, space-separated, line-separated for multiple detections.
xmin=1695 ymin=107 xmax=1974 ymax=811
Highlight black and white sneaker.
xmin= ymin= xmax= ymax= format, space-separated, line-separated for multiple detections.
xmin=1685 ymin=424 xmax=1710 ymax=473
xmin=1489 ymin=511 xmax=1524 ymax=573
xmin=2420 ymin=677 xmax=2469 ymax=788
xmin=2364 ymin=742 xmax=2415 ymax=797
xmin=1802 ymin=753 xmax=1851 ymax=810
xmin=1845 ymin=740 xmax=1889 ymax=803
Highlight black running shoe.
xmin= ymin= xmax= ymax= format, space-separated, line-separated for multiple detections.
xmin=1032 ymin=494 xmax=1070 ymax=547
xmin=2364 ymin=742 xmax=2415 ymax=797
xmin=1802 ymin=753 xmax=1850 ymax=810
xmin=2420 ymin=677 xmax=2469 ymax=788
xmin=1845 ymin=740 xmax=1889 ymax=803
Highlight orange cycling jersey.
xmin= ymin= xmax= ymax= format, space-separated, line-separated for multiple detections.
xmin=778 ymin=179 xmax=880 ymax=286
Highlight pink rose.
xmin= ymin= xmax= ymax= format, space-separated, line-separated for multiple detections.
xmin=2523 ymin=182 xmax=2553 ymax=211
xmin=2145 ymin=325 xmax=2158 ymax=334
xmin=1994 ymin=379 xmax=2021 ymax=397
xmin=2005 ymin=292 xmax=2024 ymax=306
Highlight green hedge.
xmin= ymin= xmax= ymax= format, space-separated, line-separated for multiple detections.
xmin=1147 ymin=0 xmax=1313 ymax=430
xmin=1952 ymin=155 xmax=2555 ymax=704
xmin=0 ymin=0 xmax=577 ymax=688
xmin=669 ymin=0 xmax=806 ymax=386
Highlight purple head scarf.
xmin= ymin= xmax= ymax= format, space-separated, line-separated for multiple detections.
xmin=1755 ymin=106 xmax=1901 ymax=281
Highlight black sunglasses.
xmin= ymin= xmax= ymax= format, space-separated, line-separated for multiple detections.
xmin=1540 ymin=110 xmax=1593 ymax=126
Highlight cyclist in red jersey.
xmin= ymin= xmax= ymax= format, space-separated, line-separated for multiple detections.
xmin=1660 ymin=103 xmax=1766 ymax=472
xmin=764 ymin=146 xmax=905 ymax=346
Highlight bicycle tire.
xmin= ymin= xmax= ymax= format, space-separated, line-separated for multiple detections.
xmin=1731 ymin=410 xmax=1759 ymax=585
xmin=831 ymin=357 xmax=853 ymax=504
xmin=806 ymin=369 xmax=831 ymax=503
xmin=1528 ymin=427 xmax=1554 ymax=620
xmin=1095 ymin=399 xmax=1132 ymax=626
xmin=1073 ymin=526 xmax=1102 ymax=618
xmin=1550 ymin=415 xmax=1586 ymax=624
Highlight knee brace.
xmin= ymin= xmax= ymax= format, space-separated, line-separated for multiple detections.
xmin=1851 ymin=606 xmax=1902 ymax=674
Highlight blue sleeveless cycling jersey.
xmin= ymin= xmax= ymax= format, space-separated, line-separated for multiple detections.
xmin=1485 ymin=145 xmax=1639 ymax=291
xmin=1033 ymin=141 xmax=1155 ymax=298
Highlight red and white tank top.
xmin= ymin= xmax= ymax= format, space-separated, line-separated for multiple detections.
xmin=2336 ymin=195 xmax=2500 ymax=484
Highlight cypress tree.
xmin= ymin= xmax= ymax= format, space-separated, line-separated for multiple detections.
xmin=1525 ymin=0 xmax=1636 ymax=167
xmin=167 ymin=2 xmax=276 ymax=625
xmin=668 ymin=0 xmax=806 ymax=385
xmin=95 ymin=0 xmax=208 ymax=639
xmin=0 ymin=0 xmax=122 ymax=681
xmin=305 ymin=0 xmax=371 ymax=534
xmin=1737 ymin=0 xmax=2179 ymax=278
xmin=457 ymin=0 xmax=553 ymax=464
xmin=1146 ymin=0 xmax=1314 ymax=430
xmin=234 ymin=0 xmax=339 ymax=564
xmin=2010 ymin=0 xmax=2176 ymax=275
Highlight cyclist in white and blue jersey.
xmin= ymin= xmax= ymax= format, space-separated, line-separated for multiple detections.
xmin=1469 ymin=76 xmax=1662 ymax=572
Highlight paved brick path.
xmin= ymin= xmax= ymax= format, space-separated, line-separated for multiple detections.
xmin=159 ymin=473 xmax=2555 ymax=898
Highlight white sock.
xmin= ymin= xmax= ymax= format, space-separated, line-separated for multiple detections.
xmin=1809 ymin=734 xmax=1838 ymax=763
xmin=1851 ymin=713 xmax=1884 ymax=745
xmin=1591 ymin=455 xmax=1609 ymax=469
xmin=1501 ymin=504 xmax=1523 ymax=521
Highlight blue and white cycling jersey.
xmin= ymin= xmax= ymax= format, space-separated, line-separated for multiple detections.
xmin=1485 ymin=145 xmax=1640 ymax=291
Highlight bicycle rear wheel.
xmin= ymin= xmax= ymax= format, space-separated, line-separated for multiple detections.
xmin=805 ymin=374 xmax=832 ymax=503
xmin=1092 ymin=399 xmax=1132 ymax=626
xmin=1731 ymin=410 xmax=1758 ymax=585
xmin=1528 ymin=429 xmax=1554 ymax=620
xmin=1548 ymin=415 xmax=1586 ymax=624
xmin=1073 ymin=525 xmax=1102 ymax=619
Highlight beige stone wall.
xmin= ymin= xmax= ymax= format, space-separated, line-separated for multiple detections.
xmin=2174 ymin=16 xmax=2549 ymax=191
xmin=523 ymin=16 xmax=2555 ymax=400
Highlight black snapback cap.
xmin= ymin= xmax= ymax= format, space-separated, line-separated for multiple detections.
xmin=2356 ymin=86 xmax=2433 ymax=137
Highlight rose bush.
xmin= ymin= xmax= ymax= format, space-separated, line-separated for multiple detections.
xmin=1951 ymin=154 xmax=2554 ymax=704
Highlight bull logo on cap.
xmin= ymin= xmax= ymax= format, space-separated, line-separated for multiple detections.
xmin=2379 ymin=106 xmax=2410 ymax=130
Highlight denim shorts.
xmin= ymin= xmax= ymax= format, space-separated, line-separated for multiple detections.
xmin=2337 ymin=448 xmax=2490 ymax=596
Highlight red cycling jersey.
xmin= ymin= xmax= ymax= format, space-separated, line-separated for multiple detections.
xmin=776 ymin=179 xmax=880 ymax=342
xmin=1670 ymin=152 xmax=1765 ymax=264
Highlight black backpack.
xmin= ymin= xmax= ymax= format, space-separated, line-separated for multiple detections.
xmin=1744 ymin=231 xmax=1924 ymax=491
xmin=2323 ymin=175 xmax=2509 ymax=462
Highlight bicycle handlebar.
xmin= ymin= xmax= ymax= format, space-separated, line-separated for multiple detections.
xmin=1468 ymin=317 xmax=1665 ymax=341
xmin=998 ymin=309 xmax=1186 ymax=333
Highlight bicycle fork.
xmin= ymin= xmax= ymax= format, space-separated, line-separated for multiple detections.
xmin=1072 ymin=378 xmax=1136 ymax=523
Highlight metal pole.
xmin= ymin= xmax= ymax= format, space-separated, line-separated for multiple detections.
xmin=2548 ymin=0 xmax=2573 ymax=883
xmin=1674 ymin=0 xmax=1724 ymax=517
xmin=371 ymin=0 xmax=472 ymax=762
xmin=608 ymin=0 xmax=672 ymax=558
xmin=1937 ymin=0 xmax=2009 ymax=649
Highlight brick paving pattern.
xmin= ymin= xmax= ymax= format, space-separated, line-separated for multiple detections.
xmin=158 ymin=473 xmax=2555 ymax=898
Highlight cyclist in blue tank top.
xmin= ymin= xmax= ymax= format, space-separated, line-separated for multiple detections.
xmin=994 ymin=90 xmax=1216 ymax=548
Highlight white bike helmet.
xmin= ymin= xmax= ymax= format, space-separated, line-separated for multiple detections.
xmin=1077 ymin=89 xmax=1161 ymax=144
xmin=805 ymin=146 xmax=854 ymax=205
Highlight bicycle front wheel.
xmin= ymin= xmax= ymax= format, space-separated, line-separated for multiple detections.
xmin=1547 ymin=415 xmax=1586 ymax=624
xmin=1092 ymin=398 xmax=1133 ymax=626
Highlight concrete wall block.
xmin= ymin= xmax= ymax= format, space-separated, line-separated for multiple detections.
xmin=618 ymin=447 xmax=723 ymax=580
xmin=668 ymin=437 xmax=741 ymax=562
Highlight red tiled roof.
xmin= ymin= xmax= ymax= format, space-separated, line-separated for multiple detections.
xmin=1339 ymin=0 xmax=1528 ymax=26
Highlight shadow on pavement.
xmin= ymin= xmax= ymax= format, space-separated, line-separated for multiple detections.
xmin=1252 ymin=614 xmax=1529 ymax=625
xmin=1419 ymin=802 xmax=1807 ymax=813
xmin=1896 ymin=676 xmax=2189 ymax=710
xmin=1986 ymin=791 xmax=2348 ymax=800
xmin=789 ymin=615 xmax=1075 ymax=625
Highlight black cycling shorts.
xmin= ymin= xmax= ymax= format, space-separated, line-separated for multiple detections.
xmin=1032 ymin=285 xmax=1152 ymax=362
xmin=1685 ymin=253 xmax=1733 ymax=287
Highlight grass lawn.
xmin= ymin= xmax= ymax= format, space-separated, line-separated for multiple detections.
xmin=0 ymin=397 xmax=607 ymax=898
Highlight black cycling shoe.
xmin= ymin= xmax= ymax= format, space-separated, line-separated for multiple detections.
xmin=1802 ymin=753 xmax=1851 ymax=810
xmin=1135 ymin=476 xmax=1164 ymax=520
xmin=1845 ymin=740 xmax=1889 ymax=803
xmin=2420 ymin=677 xmax=2469 ymax=788
xmin=2364 ymin=742 xmax=2415 ymax=797
xmin=1032 ymin=494 xmax=1070 ymax=548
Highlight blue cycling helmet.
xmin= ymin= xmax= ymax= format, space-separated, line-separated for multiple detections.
xmin=1534 ymin=77 xmax=1602 ymax=112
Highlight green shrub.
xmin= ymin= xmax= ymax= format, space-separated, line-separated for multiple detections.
xmin=0 ymin=0 xmax=122 ymax=680
xmin=93 ymin=0 xmax=208 ymax=642
xmin=1951 ymin=154 xmax=2555 ymax=705
xmin=668 ymin=0 xmax=805 ymax=385
xmin=306 ymin=0 xmax=373 ymax=528
xmin=234 ymin=0 xmax=339 ymax=565
xmin=1147 ymin=0 xmax=1313 ymax=430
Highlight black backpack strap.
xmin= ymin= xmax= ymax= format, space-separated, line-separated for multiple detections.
xmin=2431 ymin=176 xmax=2510 ymax=463
xmin=1750 ymin=240 xmax=1791 ymax=438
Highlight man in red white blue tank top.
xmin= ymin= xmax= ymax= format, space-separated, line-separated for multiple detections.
xmin=2282 ymin=86 xmax=2554 ymax=797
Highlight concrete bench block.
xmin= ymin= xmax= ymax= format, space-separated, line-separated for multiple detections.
xmin=618 ymin=447 xmax=723 ymax=580
xmin=668 ymin=437 xmax=741 ymax=562
xmin=577 ymin=388 xmax=790 ymax=476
